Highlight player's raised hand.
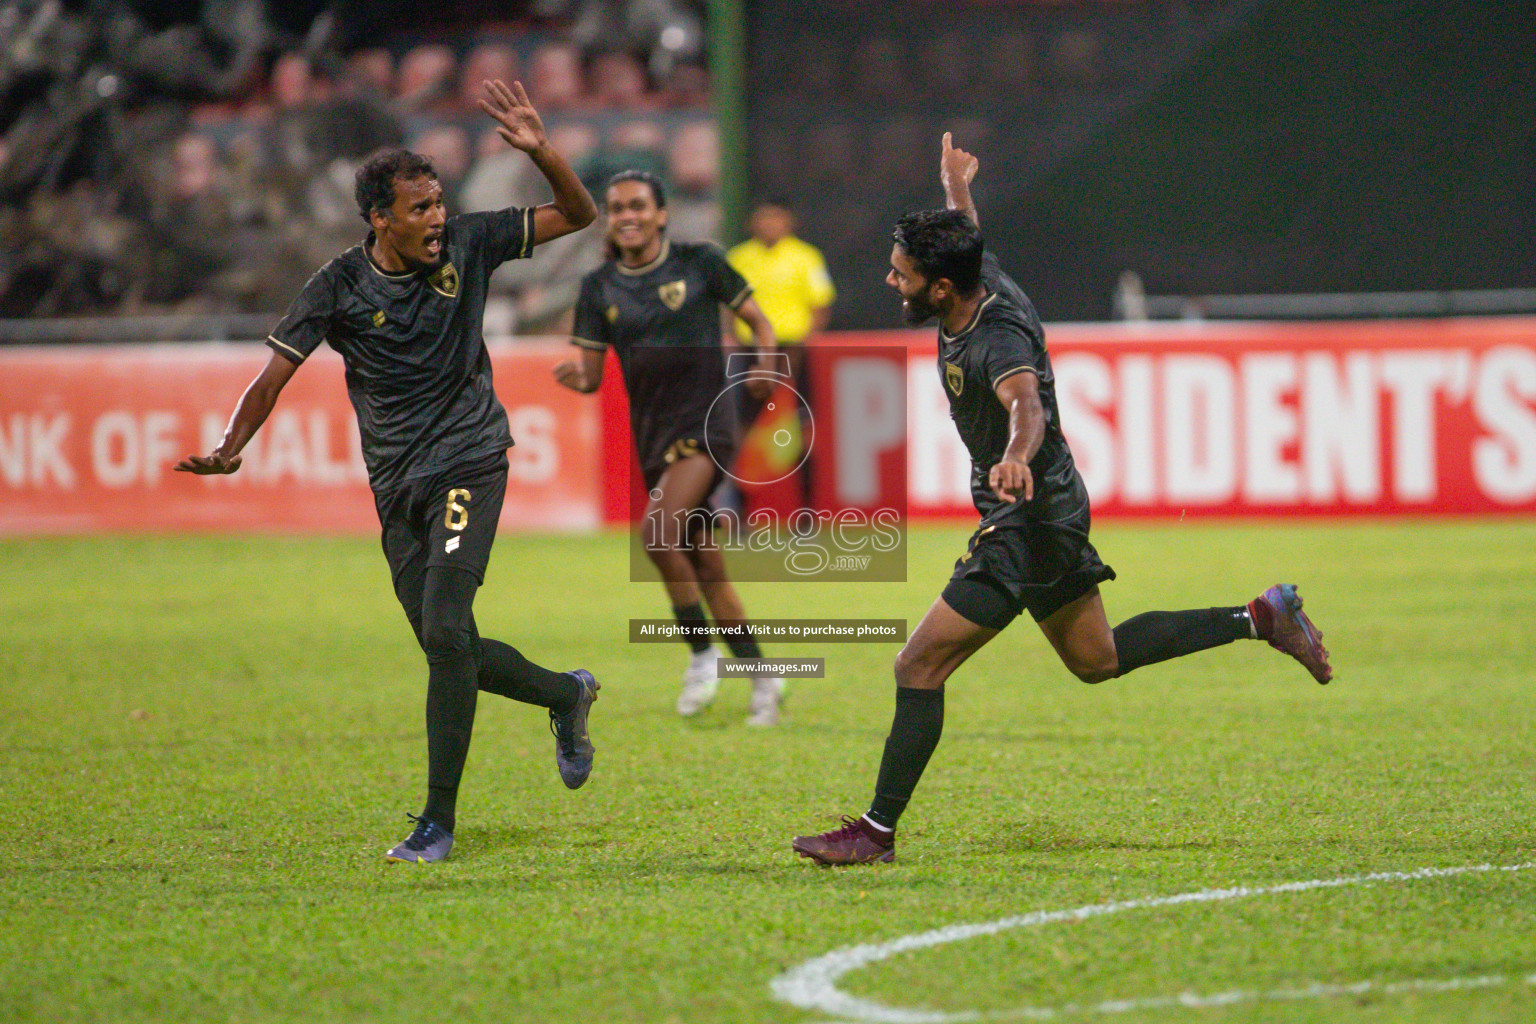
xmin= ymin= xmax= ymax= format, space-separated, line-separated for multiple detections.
xmin=175 ymin=450 xmax=242 ymax=475
xmin=479 ymin=79 xmax=547 ymax=153
xmin=940 ymin=132 xmax=978 ymax=192
xmin=988 ymin=457 xmax=1033 ymax=504
xmin=941 ymin=132 xmax=980 ymax=226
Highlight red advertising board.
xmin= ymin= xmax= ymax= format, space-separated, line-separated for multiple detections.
xmin=0 ymin=341 xmax=602 ymax=535
xmin=5 ymin=318 xmax=1533 ymax=536
xmin=813 ymin=318 xmax=1536 ymax=517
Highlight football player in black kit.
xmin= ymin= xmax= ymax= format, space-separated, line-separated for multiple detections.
xmin=553 ymin=170 xmax=788 ymax=726
xmin=177 ymin=80 xmax=600 ymax=865
xmin=792 ymin=134 xmax=1333 ymax=865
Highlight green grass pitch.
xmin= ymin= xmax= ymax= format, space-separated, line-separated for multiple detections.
xmin=2 ymin=520 xmax=1533 ymax=1023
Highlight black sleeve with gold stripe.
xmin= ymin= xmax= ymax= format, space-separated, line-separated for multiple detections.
xmin=267 ymin=263 xmax=341 ymax=365
xmin=454 ymin=208 xmax=534 ymax=267
xmin=570 ymin=270 xmax=612 ymax=351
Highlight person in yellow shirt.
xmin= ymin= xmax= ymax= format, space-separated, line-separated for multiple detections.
xmin=727 ymin=199 xmax=836 ymax=354
xmin=727 ymin=200 xmax=836 ymax=503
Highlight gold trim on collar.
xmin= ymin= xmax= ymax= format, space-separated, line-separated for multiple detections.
xmin=940 ymin=291 xmax=998 ymax=342
xmin=362 ymin=236 xmax=416 ymax=280
xmin=616 ymin=238 xmax=670 ymax=276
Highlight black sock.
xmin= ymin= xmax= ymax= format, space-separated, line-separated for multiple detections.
xmin=1112 ymin=607 xmax=1252 ymax=677
xmin=477 ymin=638 xmax=578 ymax=713
xmin=418 ymin=567 xmax=483 ymax=837
xmin=672 ymin=602 xmax=712 ymax=654
xmin=721 ymin=624 xmax=762 ymax=660
xmin=866 ymin=686 xmax=945 ymax=830
xmin=422 ymin=637 xmax=478 ymax=837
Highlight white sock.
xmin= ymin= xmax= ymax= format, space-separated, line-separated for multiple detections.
xmin=860 ymin=813 xmax=894 ymax=835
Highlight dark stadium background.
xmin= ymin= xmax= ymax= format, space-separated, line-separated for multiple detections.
xmin=2 ymin=0 xmax=1531 ymax=329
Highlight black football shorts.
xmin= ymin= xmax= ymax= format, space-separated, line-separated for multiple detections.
xmin=375 ymin=450 xmax=509 ymax=589
xmin=944 ymin=505 xmax=1116 ymax=628
xmin=640 ymin=433 xmax=735 ymax=494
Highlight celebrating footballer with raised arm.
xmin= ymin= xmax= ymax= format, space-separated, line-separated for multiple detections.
xmin=177 ymin=80 xmax=600 ymax=865
xmin=553 ymin=170 xmax=788 ymax=726
xmin=790 ymin=133 xmax=1334 ymax=866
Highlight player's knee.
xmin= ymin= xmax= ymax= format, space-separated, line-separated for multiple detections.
xmin=421 ymin=619 xmax=476 ymax=661
xmin=690 ymin=558 xmax=726 ymax=586
xmin=893 ymin=643 xmax=941 ymax=689
xmin=642 ymin=534 xmax=685 ymax=564
xmin=1066 ymin=651 xmax=1118 ymax=684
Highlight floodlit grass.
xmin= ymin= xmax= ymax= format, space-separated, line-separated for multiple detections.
xmin=2 ymin=520 xmax=1533 ymax=1023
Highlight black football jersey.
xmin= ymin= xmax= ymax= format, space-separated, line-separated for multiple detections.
xmin=267 ymin=208 xmax=534 ymax=493
xmin=571 ymin=240 xmax=752 ymax=474
xmin=938 ymin=251 xmax=1086 ymax=525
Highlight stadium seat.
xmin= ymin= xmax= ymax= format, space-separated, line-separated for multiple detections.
xmin=529 ymin=41 xmax=587 ymax=110
xmin=397 ymin=44 xmax=458 ymax=111
xmin=590 ymin=52 xmax=655 ymax=111
xmin=458 ymin=43 xmax=520 ymax=109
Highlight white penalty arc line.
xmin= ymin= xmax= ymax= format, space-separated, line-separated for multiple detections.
xmin=769 ymin=861 xmax=1536 ymax=1024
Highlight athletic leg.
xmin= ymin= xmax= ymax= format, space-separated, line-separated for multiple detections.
xmin=379 ymin=493 xmax=461 ymax=864
xmin=1035 ymin=586 xmax=1120 ymax=683
xmin=1036 ymin=585 xmax=1278 ymax=681
xmin=642 ymin=453 xmax=719 ymax=608
xmin=418 ymin=565 xmax=483 ymax=836
xmin=691 ymin=541 xmax=767 ymax=661
xmin=690 ymin=540 xmax=782 ymax=724
xmin=793 ymin=589 xmax=1000 ymax=864
xmin=692 ymin=541 xmax=747 ymax=634
xmin=477 ymin=638 xmax=577 ymax=711
xmin=646 ymin=453 xmax=730 ymax=714
xmin=868 ymin=593 xmax=997 ymax=824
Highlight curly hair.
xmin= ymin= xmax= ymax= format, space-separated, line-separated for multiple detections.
xmin=891 ymin=209 xmax=984 ymax=295
xmin=354 ymin=148 xmax=438 ymax=222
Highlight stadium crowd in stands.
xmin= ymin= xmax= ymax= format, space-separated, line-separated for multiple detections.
xmin=0 ymin=0 xmax=713 ymax=331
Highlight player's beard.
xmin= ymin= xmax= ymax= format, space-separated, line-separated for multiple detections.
xmin=901 ymin=287 xmax=939 ymax=326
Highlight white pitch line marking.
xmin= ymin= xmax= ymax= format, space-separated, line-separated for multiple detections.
xmin=771 ymin=861 xmax=1536 ymax=1023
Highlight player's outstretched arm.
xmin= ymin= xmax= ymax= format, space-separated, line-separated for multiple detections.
xmin=175 ymin=350 xmax=298 ymax=475
xmin=988 ymin=370 xmax=1043 ymax=503
xmin=478 ymin=79 xmax=597 ymax=245
xmin=941 ymin=132 xmax=980 ymax=229
xmin=553 ymin=346 xmax=606 ymax=394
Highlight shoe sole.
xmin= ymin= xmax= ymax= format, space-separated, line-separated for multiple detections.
xmin=385 ymin=846 xmax=451 ymax=864
xmin=1274 ymin=584 xmax=1333 ymax=684
xmin=557 ymin=671 xmax=599 ymax=789
xmin=791 ymin=843 xmax=896 ymax=866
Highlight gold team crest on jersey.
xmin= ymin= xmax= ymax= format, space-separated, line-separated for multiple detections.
xmin=428 ymin=262 xmax=460 ymax=298
xmin=658 ymin=279 xmax=687 ymax=311
xmin=371 ymin=310 xmax=386 ymax=328
xmin=944 ymin=361 xmax=964 ymax=397
xmin=606 ymin=304 xmax=619 ymax=323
